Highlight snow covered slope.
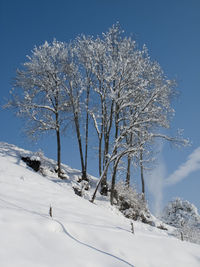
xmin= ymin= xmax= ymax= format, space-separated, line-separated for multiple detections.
xmin=0 ymin=142 xmax=200 ymax=267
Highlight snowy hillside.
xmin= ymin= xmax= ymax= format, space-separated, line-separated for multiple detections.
xmin=0 ymin=142 xmax=200 ymax=267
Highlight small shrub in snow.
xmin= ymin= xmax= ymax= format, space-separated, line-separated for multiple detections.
xmin=115 ymin=182 xmax=154 ymax=225
xmin=72 ymin=178 xmax=90 ymax=197
xmin=32 ymin=150 xmax=45 ymax=163
xmin=21 ymin=156 xmax=41 ymax=172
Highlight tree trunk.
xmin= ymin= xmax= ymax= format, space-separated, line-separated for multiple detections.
xmin=92 ymin=147 xmax=129 ymax=204
xmin=98 ymin=135 xmax=102 ymax=177
xmin=55 ymin=102 xmax=62 ymax=178
xmin=54 ymin=88 xmax=62 ymax=179
xmin=125 ymin=155 xmax=131 ymax=187
xmin=110 ymin=156 xmax=121 ymax=205
xmin=125 ymin=132 xmax=133 ymax=187
xmin=140 ymin=149 xmax=145 ymax=199
xmin=68 ymin=81 xmax=87 ymax=181
xmin=90 ymin=160 xmax=110 ymax=203
xmin=110 ymin=98 xmax=120 ymax=197
xmin=110 ymin=164 xmax=117 ymax=205
xmin=56 ymin=126 xmax=62 ymax=178
xmin=74 ymin=114 xmax=87 ymax=180
xmin=100 ymin=134 xmax=109 ymax=195
xmin=100 ymin=100 xmax=114 ymax=195
xmin=84 ymin=84 xmax=90 ymax=176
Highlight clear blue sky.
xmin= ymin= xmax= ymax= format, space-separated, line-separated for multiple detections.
xmin=1 ymin=0 xmax=200 ymax=213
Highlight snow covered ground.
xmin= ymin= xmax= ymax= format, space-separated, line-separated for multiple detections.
xmin=0 ymin=142 xmax=200 ymax=267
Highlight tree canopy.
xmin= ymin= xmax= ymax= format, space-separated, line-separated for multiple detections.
xmin=6 ymin=24 xmax=188 ymax=202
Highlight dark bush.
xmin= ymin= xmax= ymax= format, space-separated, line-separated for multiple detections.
xmin=21 ymin=156 xmax=41 ymax=172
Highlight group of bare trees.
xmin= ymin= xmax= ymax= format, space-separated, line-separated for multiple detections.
xmin=7 ymin=24 xmax=188 ymax=204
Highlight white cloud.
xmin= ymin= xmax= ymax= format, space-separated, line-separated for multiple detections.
xmin=146 ymin=146 xmax=200 ymax=215
xmin=146 ymin=141 xmax=166 ymax=216
xmin=164 ymin=146 xmax=200 ymax=186
xmin=146 ymin=161 xmax=166 ymax=216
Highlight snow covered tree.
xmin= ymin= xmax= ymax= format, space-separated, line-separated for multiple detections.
xmin=90 ymin=24 xmax=188 ymax=204
xmin=7 ymin=39 xmax=91 ymax=181
xmin=75 ymin=33 xmax=116 ymax=194
xmin=162 ymin=198 xmax=200 ymax=244
xmin=7 ymin=40 xmax=69 ymax=178
xmin=6 ymin=24 xmax=188 ymax=200
xmin=162 ymin=198 xmax=200 ymax=228
xmin=72 ymin=36 xmax=98 ymax=181
xmin=59 ymin=42 xmax=89 ymax=181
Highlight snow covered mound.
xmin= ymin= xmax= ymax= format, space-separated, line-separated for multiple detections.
xmin=0 ymin=142 xmax=200 ymax=267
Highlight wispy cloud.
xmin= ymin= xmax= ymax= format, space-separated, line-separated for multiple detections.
xmin=146 ymin=146 xmax=200 ymax=216
xmin=146 ymin=160 xmax=166 ymax=216
xmin=164 ymin=146 xmax=200 ymax=186
xmin=146 ymin=142 xmax=166 ymax=216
